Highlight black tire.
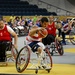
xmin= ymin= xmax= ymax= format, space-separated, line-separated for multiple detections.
xmin=35 ymin=69 xmax=38 ymax=74
xmin=69 ymin=31 xmax=75 ymax=45
xmin=55 ymin=39 xmax=64 ymax=55
xmin=16 ymin=46 xmax=30 ymax=73
xmin=44 ymin=48 xmax=53 ymax=70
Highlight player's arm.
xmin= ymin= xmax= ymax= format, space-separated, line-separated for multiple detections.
xmin=29 ymin=25 xmax=41 ymax=36
xmin=7 ymin=25 xmax=18 ymax=48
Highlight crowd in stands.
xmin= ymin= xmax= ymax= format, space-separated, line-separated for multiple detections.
xmin=2 ymin=15 xmax=75 ymax=45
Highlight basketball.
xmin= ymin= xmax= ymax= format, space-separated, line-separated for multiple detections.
xmin=38 ymin=28 xmax=48 ymax=38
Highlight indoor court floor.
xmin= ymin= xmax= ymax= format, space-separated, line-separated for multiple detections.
xmin=0 ymin=37 xmax=75 ymax=75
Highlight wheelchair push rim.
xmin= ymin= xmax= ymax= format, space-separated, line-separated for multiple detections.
xmin=44 ymin=47 xmax=53 ymax=69
xmin=6 ymin=43 xmax=18 ymax=62
xmin=11 ymin=44 xmax=18 ymax=60
xmin=55 ymin=39 xmax=64 ymax=55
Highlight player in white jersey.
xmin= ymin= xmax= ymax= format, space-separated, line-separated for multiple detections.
xmin=25 ymin=25 xmax=48 ymax=56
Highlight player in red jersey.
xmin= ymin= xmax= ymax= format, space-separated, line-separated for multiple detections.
xmin=0 ymin=19 xmax=18 ymax=62
xmin=42 ymin=16 xmax=57 ymax=46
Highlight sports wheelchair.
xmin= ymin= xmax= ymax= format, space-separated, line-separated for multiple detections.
xmin=16 ymin=44 xmax=52 ymax=74
xmin=49 ymin=38 xmax=64 ymax=56
xmin=58 ymin=24 xmax=75 ymax=45
xmin=0 ymin=41 xmax=18 ymax=66
xmin=69 ymin=24 xmax=75 ymax=45
xmin=13 ymin=26 xmax=28 ymax=36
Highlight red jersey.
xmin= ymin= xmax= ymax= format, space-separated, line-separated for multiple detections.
xmin=0 ymin=25 xmax=11 ymax=41
xmin=47 ymin=22 xmax=56 ymax=36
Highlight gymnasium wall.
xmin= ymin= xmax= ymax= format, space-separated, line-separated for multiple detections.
xmin=3 ymin=15 xmax=75 ymax=22
xmin=21 ymin=0 xmax=75 ymax=16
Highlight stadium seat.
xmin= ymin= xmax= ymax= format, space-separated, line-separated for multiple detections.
xmin=0 ymin=0 xmax=57 ymax=16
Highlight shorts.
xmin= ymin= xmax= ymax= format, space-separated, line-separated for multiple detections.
xmin=28 ymin=41 xmax=39 ymax=52
xmin=42 ymin=34 xmax=55 ymax=45
xmin=28 ymin=41 xmax=45 ymax=52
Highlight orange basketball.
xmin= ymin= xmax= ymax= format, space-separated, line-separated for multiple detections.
xmin=38 ymin=28 xmax=48 ymax=38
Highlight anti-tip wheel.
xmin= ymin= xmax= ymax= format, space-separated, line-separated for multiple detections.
xmin=35 ymin=69 xmax=38 ymax=74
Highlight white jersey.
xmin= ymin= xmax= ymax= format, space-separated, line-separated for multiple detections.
xmin=25 ymin=35 xmax=45 ymax=50
xmin=25 ymin=33 xmax=41 ymax=45
xmin=7 ymin=25 xmax=14 ymax=33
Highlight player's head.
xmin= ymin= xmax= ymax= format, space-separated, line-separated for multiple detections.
xmin=40 ymin=17 xmax=48 ymax=28
xmin=62 ymin=17 xmax=67 ymax=22
xmin=49 ymin=15 xmax=54 ymax=22
xmin=0 ymin=19 xmax=4 ymax=29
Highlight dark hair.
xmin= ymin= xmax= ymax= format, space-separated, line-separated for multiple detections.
xmin=40 ymin=17 xmax=48 ymax=23
xmin=0 ymin=18 xmax=3 ymax=21
xmin=15 ymin=16 xmax=20 ymax=20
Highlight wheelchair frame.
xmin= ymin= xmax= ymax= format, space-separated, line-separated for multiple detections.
xmin=69 ymin=25 xmax=75 ymax=45
xmin=59 ymin=25 xmax=75 ymax=45
xmin=6 ymin=44 xmax=18 ymax=62
xmin=50 ymin=38 xmax=64 ymax=56
xmin=16 ymin=45 xmax=52 ymax=74
xmin=0 ymin=41 xmax=18 ymax=66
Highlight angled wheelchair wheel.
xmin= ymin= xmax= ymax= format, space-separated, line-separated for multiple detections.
xmin=55 ymin=39 xmax=64 ymax=55
xmin=11 ymin=44 xmax=18 ymax=60
xmin=44 ymin=48 xmax=53 ymax=71
xmin=69 ymin=31 xmax=75 ymax=45
xmin=6 ymin=44 xmax=18 ymax=62
xmin=16 ymin=46 xmax=30 ymax=73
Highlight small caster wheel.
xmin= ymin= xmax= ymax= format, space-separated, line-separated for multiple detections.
xmin=17 ymin=67 xmax=21 ymax=72
xmin=35 ymin=69 xmax=38 ymax=74
xmin=46 ymin=69 xmax=50 ymax=73
xmin=47 ymin=69 xmax=50 ymax=73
